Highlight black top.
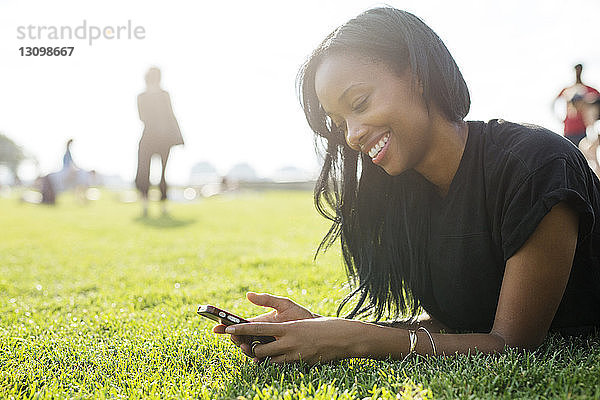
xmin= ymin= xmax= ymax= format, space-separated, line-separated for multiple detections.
xmin=420 ymin=119 xmax=600 ymax=332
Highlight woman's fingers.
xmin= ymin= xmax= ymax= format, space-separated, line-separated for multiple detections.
xmin=225 ymin=321 xmax=285 ymax=359
xmin=213 ymin=324 xmax=250 ymax=348
xmin=213 ymin=324 xmax=226 ymax=334
xmin=225 ymin=322 xmax=284 ymax=337
xmin=239 ymin=342 xmax=253 ymax=357
xmin=247 ymin=292 xmax=292 ymax=311
xmin=214 ymin=325 xmax=243 ymax=344
xmin=230 ymin=334 xmax=246 ymax=346
xmin=246 ymin=310 xmax=278 ymax=323
xmin=249 ymin=337 xmax=286 ymax=359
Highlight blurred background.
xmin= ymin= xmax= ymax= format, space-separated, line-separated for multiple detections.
xmin=1 ymin=0 xmax=599 ymax=198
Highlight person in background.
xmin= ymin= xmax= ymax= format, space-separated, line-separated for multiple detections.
xmin=135 ymin=67 xmax=184 ymax=217
xmin=62 ymin=139 xmax=75 ymax=170
xmin=60 ymin=138 xmax=79 ymax=190
xmin=578 ymin=96 xmax=600 ymax=177
xmin=555 ymin=64 xmax=599 ymax=146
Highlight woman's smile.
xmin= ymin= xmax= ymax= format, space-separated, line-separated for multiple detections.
xmin=367 ymin=132 xmax=390 ymax=163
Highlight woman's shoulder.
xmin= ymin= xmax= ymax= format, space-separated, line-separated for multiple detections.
xmin=482 ymin=119 xmax=570 ymax=152
xmin=475 ymin=119 xmax=587 ymax=175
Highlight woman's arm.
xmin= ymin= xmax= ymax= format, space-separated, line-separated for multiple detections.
xmin=395 ymin=200 xmax=578 ymax=356
xmin=226 ymin=202 xmax=578 ymax=363
xmin=488 ymin=201 xmax=578 ymax=349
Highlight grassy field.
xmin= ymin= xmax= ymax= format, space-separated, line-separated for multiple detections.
xmin=1 ymin=190 xmax=599 ymax=399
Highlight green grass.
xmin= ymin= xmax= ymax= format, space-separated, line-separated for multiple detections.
xmin=1 ymin=190 xmax=599 ymax=399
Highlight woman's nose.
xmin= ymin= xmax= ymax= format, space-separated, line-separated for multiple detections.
xmin=345 ymin=120 xmax=367 ymax=151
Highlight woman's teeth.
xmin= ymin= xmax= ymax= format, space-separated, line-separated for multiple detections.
xmin=368 ymin=133 xmax=390 ymax=159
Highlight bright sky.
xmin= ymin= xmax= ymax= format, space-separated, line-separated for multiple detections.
xmin=1 ymin=0 xmax=599 ymax=184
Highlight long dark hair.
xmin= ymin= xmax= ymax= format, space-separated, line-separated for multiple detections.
xmin=296 ymin=8 xmax=470 ymax=321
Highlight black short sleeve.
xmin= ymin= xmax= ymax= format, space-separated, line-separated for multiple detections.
xmin=423 ymin=120 xmax=600 ymax=331
xmin=501 ymin=157 xmax=596 ymax=261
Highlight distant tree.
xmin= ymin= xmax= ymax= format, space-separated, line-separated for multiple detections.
xmin=0 ymin=133 xmax=26 ymax=184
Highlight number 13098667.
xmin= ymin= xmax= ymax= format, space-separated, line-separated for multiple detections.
xmin=19 ymin=47 xmax=74 ymax=56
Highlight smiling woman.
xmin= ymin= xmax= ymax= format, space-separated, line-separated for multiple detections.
xmin=214 ymin=7 xmax=600 ymax=365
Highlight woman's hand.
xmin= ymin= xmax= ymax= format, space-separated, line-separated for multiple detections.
xmin=224 ymin=317 xmax=366 ymax=365
xmin=213 ymin=292 xmax=317 ymax=357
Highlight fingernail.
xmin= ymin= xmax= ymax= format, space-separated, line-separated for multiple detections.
xmin=225 ymin=326 xmax=235 ymax=334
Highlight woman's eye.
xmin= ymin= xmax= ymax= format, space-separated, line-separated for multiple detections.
xmin=352 ymin=96 xmax=368 ymax=112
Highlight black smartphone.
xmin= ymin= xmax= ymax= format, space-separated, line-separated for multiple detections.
xmin=197 ymin=304 xmax=275 ymax=344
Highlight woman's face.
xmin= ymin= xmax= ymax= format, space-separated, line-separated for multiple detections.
xmin=314 ymin=53 xmax=434 ymax=176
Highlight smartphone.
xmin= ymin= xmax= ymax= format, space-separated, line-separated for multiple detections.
xmin=197 ymin=304 xmax=275 ymax=344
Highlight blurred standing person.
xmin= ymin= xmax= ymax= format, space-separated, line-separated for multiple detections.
xmin=578 ymin=96 xmax=600 ymax=177
xmin=135 ymin=67 xmax=184 ymax=216
xmin=63 ymin=139 xmax=75 ymax=170
xmin=555 ymin=64 xmax=599 ymax=146
xmin=61 ymin=138 xmax=78 ymax=189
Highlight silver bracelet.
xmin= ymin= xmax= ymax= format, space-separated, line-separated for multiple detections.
xmin=418 ymin=326 xmax=437 ymax=356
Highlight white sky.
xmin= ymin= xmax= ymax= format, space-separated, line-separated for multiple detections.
xmin=1 ymin=0 xmax=599 ymax=184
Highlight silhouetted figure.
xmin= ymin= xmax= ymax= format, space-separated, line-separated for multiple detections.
xmin=39 ymin=175 xmax=56 ymax=204
xmin=555 ymin=64 xmax=599 ymax=146
xmin=63 ymin=139 xmax=75 ymax=170
xmin=25 ymin=139 xmax=97 ymax=205
xmin=34 ymin=168 xmax=96 ymax=205
xmin=220 ymin=176 xmax=230 ymax=193
xmin=135 ymin=67 xmax=184 ymax=216
xmin=578 ymin=97 xmax=600 ymax=177
xmin=61 ymin=138 xmax=79 ymax=189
